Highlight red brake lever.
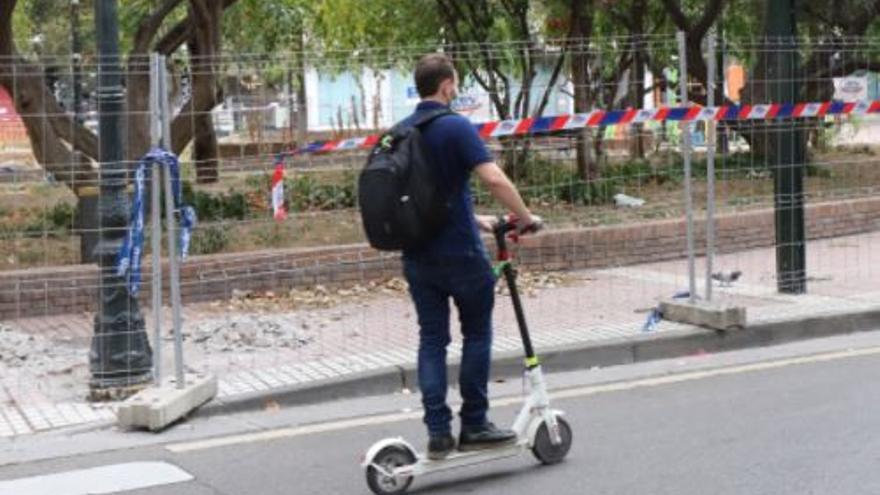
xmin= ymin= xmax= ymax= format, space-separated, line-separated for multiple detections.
xmin=506 ymin=214 xmax=520 ymax=243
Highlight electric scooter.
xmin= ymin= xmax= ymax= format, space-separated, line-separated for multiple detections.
xmin=362 ymin=216 xmax=573 ymax=495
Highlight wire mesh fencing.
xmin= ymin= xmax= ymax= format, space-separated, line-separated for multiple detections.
xmin=1 ymin=33 xmax=880 ymax=434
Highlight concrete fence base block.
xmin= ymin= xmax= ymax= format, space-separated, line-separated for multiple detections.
xmin=117 ymin=374 xmax=218 ymax=432
xmin=660 ymin=300 xmax=747 ymax=331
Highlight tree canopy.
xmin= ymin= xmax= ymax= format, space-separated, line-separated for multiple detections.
xmin=4 ymin=0 xmax=880 ymax=190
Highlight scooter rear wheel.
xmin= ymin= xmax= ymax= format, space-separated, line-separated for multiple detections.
xmin=366 ymin=444 xmax=416 ymax=495
xmin=532 ymin=416 xmax=573 ymax=465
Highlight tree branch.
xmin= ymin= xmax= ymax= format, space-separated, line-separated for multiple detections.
xmin=609 ymin=9 xmax=632 ymax=31
xmin=154 ymin=0 xmax=239 ymax=55
xmin=167 ymin=81 xmax=225 ymax=153
xmin=498 ymin=0 xmax=531 ymax=117
xmin=439 ymin=0 xmax=511 ymax=119
xmin=46 ymin=95 xmax=99 ymax=159
xmin=801 ymin=2 xmax=833 ymax=26
xmin=154 ymin=20 xmax=190 ymax=55
xmin=0 ymin=0 xmax=98 ymax=191
xmin=0 ymin=0 xmax=18 ymax=53
xmin=693 ymin=0 xmax=725 ymax=40
xmin=533 ymin=51 xmax=566 ymax=117
xmin=188 ymin=0 xmax=212 ymax=25
xmin=603 ymin=52 xmax=634 ymax=108
xmin=132 ymin=0 xmax=185 ymax=54
xmin=0 ymin=57 xmax=98 ymax=191
xmin=845 ymin=0 xmax=880 ymax=36
xmin=659 ymin=0 xmax=691 ymax=32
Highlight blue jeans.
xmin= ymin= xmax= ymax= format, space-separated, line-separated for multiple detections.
xmin=403 ymin=254 xmax=496 ymax=437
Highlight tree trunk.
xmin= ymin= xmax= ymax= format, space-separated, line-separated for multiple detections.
xmin=3 ymin=0 xmax=241 ymax=193
xmin=0 ymin=0 xmax=98 ymax=194
xmin=296 ymin=70 xmax=308 ymax=145
xmin=294 ymin=27 xmax=308 ymax=147
xmin=0 ymin=1 xmax=97 ymax=193
xmin=630 ymin=57 xmax=646 ymax=160
xmin=627 ymin=1 xmax=646 ymax=160
xmin=124 ymin=0 xmax=187 ymax=164
xmin=185 ymin=0 xmax=223 ymax=184
xmin=569 ymin=0 xmax=598 ymax=182
xmin=499 ymin=136 xmax=529 ymax=181
xmin=13 ymin=82 xmax=97 ymax=190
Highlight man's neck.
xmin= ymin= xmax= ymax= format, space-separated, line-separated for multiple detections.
xmin=421 ymin=96 xmax=449 ymax=106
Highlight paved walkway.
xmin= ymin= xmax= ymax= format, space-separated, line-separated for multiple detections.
xmin=2 ymin=230 xmax=880 ymax=439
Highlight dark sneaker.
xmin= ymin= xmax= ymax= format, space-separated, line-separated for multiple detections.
xmin=427 ymin=434 xmax=456 ymax=460
xmin=459 ymin=422 xmax=518 ymax=451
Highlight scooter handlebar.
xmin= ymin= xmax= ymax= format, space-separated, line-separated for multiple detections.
xmin=494 ymin=215 xmax=544 ymax=250
xmin=493 ymin=214 xmax=543 ymax=238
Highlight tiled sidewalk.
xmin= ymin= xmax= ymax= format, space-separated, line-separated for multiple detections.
xmin=2 ymin=231 xmax=880 ymax=438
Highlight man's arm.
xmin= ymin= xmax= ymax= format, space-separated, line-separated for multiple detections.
xmin=450 ymin=116 xmax=540 ymax=231
xmin=474 ymin=162 xmax=537 ymax=227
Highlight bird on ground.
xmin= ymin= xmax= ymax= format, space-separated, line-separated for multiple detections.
xmin=711 ymin=270 xmax=742 ymax=287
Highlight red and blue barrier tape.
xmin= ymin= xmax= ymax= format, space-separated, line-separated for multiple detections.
xmin=287 ymin=99 xmax=879 ymax=156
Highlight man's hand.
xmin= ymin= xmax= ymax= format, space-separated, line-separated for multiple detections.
xmin=517 ymin=214 xmax=544 ymax=235
xmin=475 ymin=214 xmax=499 ymax=233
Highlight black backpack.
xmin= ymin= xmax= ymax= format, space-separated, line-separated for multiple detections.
xmin=358 ymin=108 xmax=454 ymax=251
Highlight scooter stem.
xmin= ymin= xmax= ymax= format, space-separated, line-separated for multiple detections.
xmin=493 ymin=216 xmax=538 ymax=368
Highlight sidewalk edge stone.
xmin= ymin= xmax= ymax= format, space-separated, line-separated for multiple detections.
xmin=196 ymin=308 xmax=880 ymax=417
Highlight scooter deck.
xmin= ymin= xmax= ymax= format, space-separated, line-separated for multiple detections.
xmin=408 ymin=441 xmax=527 ymax=475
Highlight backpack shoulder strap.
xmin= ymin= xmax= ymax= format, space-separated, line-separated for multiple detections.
xmin=387 ymin=108 xmax=454 ymax=137
xmin=408 ymin=107 xmax=455 ymax=129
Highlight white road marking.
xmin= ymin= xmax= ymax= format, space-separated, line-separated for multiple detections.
xmin=167 ymin=411 xmax=421 ymax=453
xmin=532 ymin=346 xmax=880 ymax=402
xmin=165 ymin=345 xmax=880 ymax=454
xmin=0 ymin=461 xmax=193 ymax=495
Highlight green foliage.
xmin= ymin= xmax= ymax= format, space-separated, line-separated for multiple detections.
xmin=118 ymin=0 xmax=188 ymax=53
xmin=223 ymin=0 xmax=312 ymax=54
xmin=806 ymin=164 xmax=833 ymax=178
xmin=43 ymin=202 xmax=76 ymax=231
xmin=223 ymin=0 xmax=442 ymax=79
xmin=690 ymin=152 xmax=831 ymax=179
xmin=473 ymin=148 xmax=834 ymax=212
xmin=286 ymin=173 xmax=356 ymax=211
xmin=254 ymin=223 xmax=286 ymax=247
xmin=189 ymin=224 xmax=230 ymax=255
xmin=524 ymin=157 xmax=617 ymax=205
xmin=605 ymin=152 xmax=831 ymax=183
xmin=13 ymin=0 xmax=189 ymax=58
xmin=0 ymin=201 xmax=75 ymax=239
xmin=182 ymin=182 xmax=250 ymax=221
xmin=555 ymin=179 xmax=619 ymax=206
xmin=14 ymin=0 xmax=93 ymax=57
xmin=180 ymin=172 xmax=357 ymax=224
xmin=311 ymin=0 xmax=440 ymax=53
xmin=19 ymin=202 xmax=77 ymax=237
xmin=473 ymin=156 xmax=619 ymax=207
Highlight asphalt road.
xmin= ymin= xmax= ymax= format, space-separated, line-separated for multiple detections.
xmin=2 ymin=331 xmax=880 ymax=495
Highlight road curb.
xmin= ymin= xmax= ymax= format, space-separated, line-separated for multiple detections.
xmin=197 ymin=307 xmax=880 ymax=418
xmin=198 ymin=366 xmax=404 ymax=418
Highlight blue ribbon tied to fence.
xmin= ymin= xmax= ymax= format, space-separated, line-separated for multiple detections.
xmin=116 ymin=148 xmax=197 ymax=295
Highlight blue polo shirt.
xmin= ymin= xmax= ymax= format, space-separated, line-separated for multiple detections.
xmin=401 ymin=101 xmax=493 ymax=259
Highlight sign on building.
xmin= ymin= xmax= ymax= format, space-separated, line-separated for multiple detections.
xmin=834 ymin=76 xmax=869 ymax=102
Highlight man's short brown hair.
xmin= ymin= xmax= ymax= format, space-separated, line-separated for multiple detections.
xmin=414 ymin=53 xmax=455 ymax=98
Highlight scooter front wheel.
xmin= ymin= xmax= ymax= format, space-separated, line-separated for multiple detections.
xmin=532 ymin=416 xmax=573 ymax=465
xmin=366 ymin=444 xmax=416 ymax=495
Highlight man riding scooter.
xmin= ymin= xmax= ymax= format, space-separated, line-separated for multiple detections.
xmin=399 ymin=53 xmax=544 ymax=460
